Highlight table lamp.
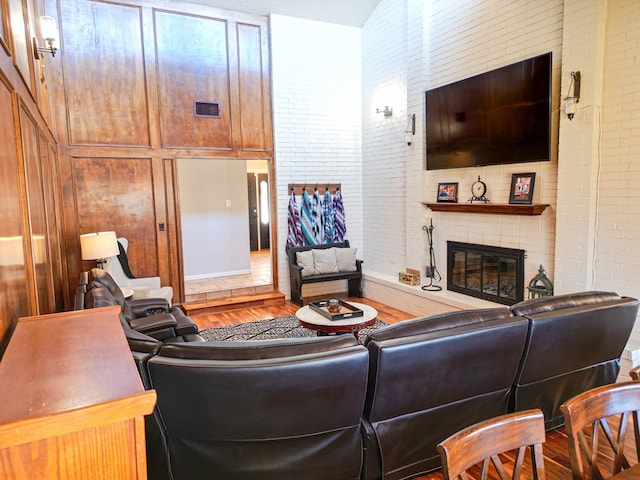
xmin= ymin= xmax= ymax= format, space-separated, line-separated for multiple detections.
xmin=80 ymin=231 xmax=119 ymax=269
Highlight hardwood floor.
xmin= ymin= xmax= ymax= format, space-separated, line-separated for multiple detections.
xmin=189 ymin=297 xmax=635 ymax=480
xmin=189 ymin=295 xmax=415 ymax=331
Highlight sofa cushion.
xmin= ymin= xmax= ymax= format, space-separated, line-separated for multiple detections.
xmin=366 ymin=307 xmax=512 ymax=344
xmin=312 ymin=247 xmax=339 ymax=274
xmin=296 ymin=250 xmax=315 ymax=277
xmin=157 ymin=335 xmax=358 ymax=360
xmin=335 ymin=247 xmax=357 ymax=272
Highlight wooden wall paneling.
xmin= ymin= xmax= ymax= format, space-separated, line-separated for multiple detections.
xmin=0 ymin=77 xmax=31 ymax=353
xmin=150 ymin=155 xmax=170 ymax=291
xmin=19 ymin=101 xmax=55 ymax=314
xmin=154 ymin=9 xmax=233 ymax=149
xmin=7 ymin=0 xmax=33 ymax=95
xmin=268 ymin=158 xmax=278 ymax=289
xmin=0 ymin=0 xmax=11 ymax=54
xmin=39 ymin=136 xmax=67 ymax=311
xmin=236 ymin=21 xmax=270 ymax=153
xmin=71 ymin=156 xmax=159 ymax=279
xmin=59 ymin=0 xmax=150 ymax=146
xmin=162 ymin=157 xmax=183 ymax=301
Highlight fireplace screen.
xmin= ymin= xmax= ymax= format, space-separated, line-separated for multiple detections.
xmin=447 ymin=242 xmax=525 ymax=305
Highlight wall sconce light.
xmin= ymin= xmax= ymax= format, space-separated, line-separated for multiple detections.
xmin=33 ymin=16 xmax=59 ymax=59
xmin=80 ymin=231 xmax=119 ymax=269
xmin=405 ymin=113 xmax=416 ymax=146
xmin=376 ymin=106 xmax=393 ymax=117
xmin=563 ymin=71 xmax=581 ymax=120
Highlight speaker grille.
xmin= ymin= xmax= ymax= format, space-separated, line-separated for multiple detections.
xmin=194 ymin=101 xmax=220 ymax=118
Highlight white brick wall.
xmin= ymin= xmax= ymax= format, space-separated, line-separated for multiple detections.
xmin=270 ymin=15 xmax=363 ymax=298
xmin=270 ymin=1 xmax=640 ymax=369
xmin=361 ymin=0 xmax=409 ymax=276
xmin=362 ymin=0 xmax=563 ymax=293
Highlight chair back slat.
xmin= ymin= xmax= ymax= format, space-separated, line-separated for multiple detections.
xmin=437 ymin=409 xmax=546 ymax=480
xmin=561 ymin=381 xmax=640 ymax=480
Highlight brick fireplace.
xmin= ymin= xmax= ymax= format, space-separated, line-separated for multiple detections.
xmin=447 ymin=242 xmax=525 ymax=306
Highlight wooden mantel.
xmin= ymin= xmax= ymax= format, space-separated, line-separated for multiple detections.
xmin=424 ymin=203 xmax=550 ymax=215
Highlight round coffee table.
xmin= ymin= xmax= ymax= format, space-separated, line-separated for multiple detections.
xmin=295 ymin=301 xmax=378 ymax=339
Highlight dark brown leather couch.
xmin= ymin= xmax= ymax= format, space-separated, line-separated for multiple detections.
xmin=76 ymin=277 xmax=638 ymax=480
xmin=509 ymin=291 xmax=639 ymax=429
xmin=359 ymin=291 xmax=638 ymax=480
xmin=146 ymin=336 xmax=369 ymax=480
xmin=361 ymin=308 xmax=530 ymax=480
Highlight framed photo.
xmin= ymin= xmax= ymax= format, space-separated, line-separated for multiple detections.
xmin=509 ymin=173 xmax=536 ymax=204
xmin=437 ymin=182 xmax=458 ymax=203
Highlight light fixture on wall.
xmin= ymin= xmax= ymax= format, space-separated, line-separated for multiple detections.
xmin=32 ymin=16 xmax=59 ymax=59
xmin=563 ymin=71 xmax=581 ymax=120
xmin=405 ymin=113 xmax=416 ymax=146
xmin=80 ymin=231 xmax=119 ymax=269
xmin=376 ymin=106 xmax=393 ymax=117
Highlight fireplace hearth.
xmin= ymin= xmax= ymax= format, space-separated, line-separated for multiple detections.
xmin=447 ymin=241 xmax=525 ymax=305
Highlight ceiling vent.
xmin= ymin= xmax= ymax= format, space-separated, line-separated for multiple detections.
xmin=194 ymin=101 xmax=220 ymax=118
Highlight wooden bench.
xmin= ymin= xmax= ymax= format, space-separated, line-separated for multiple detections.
xmin=287 ymin=241 xmax=363 ymax=306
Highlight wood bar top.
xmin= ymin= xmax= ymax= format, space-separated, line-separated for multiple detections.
xmin=0 ymin=306 xmax=156 ymax=449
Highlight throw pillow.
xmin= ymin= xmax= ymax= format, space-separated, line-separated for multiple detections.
xmin=335 ymin=247 xmax=357 ymax=272
xmin=313 ymin=248 xmax=339 ymax=274
xmin=296 ymin=250 xmax=315 ymax=277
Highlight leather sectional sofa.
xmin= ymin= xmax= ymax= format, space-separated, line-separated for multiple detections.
xmin=76 ymin=276 xmax=638 ymax=480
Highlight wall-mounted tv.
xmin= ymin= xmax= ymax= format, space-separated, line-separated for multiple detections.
xmin=425 ymin=52 xmax=551 ymax=170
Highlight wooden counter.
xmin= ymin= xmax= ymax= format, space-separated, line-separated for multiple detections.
xmin=0 ymin=306 xmax=157 ymax=479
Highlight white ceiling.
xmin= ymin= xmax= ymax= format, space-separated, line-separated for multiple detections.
xmin=187 ymin=0 xmax=381 ymax=27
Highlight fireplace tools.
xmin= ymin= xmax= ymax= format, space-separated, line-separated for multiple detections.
xmin=422 ymin=220 xmax=442 ymax=291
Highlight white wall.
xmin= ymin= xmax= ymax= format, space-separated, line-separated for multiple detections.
xmin=178 ymin=158 xmax=250 ymax=279
xmin=271 ymin=14 xmax=363 ymax=298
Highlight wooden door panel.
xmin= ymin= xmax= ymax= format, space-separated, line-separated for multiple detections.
xmin=39 ymin=137 xmax=67 ymax=312
xmin=71 ymin=157 xmax=159 ymax=278
xmin=60 ymin=0 xmax=150 ymax=146
xmin=19 ymin=103 xmax=54 ymax=314
xmin=237 ymin=22 xmax=268 ymax=152
xmin=0 ymin=80 xmax=30 ymax=350
xmin=154 ymin=10 xmax=233 ymax=149
xmin=7 ymin=0 xmax=34 ymax=93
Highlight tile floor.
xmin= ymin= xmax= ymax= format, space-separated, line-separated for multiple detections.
xmin=184 ymin=249 xmax=272 ymax=302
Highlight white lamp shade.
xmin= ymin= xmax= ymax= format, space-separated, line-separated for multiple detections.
xmin=40 ymin=16 xmax=59 ymax=45
xmin=80 ymin=231 xmax=119 ymax=260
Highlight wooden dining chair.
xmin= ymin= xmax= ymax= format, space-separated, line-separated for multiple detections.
xmin=560 ymin=381 xmax=640 ymax=480
xmin=437 ymin=409 xmax=546 ymax=480
xmin=628 ymin=366 xmax=640 ymax=381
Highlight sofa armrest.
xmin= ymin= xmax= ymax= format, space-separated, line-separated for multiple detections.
xmin=129 ymin=276 xmax=162 ymax=290
xmin=129 ymin=312 xmax=177 ymax=333
xmin=128 ymin=298 xmax=170 ymax=316
xmin=131 ymin=285 xmax=151 ymax=299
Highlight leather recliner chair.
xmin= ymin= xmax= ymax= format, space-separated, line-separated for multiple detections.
xmin=146 ymin=336 xmax=369 ymax=480
xmin=509 ymin=291 xmax=640 ymax=429
xmin=361 ymin=307 xmax=530 ymax=480
xmin=87 ymin=268 xmax=200 ymax=341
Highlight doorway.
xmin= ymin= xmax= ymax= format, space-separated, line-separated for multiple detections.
xmin=247 ymin=172 xmax=270 ymax=251
xmin=177 ymin=158 xmax=272 ymax=302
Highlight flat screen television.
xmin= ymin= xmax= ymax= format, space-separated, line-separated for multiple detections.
xmin=425 ymin=52 xmax=551 ymax=170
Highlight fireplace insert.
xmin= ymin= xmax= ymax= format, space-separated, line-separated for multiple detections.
xmin=447 ymin=241 xmax=525 ymax=305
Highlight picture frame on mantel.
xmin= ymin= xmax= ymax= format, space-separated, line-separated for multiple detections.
xmin=509 ymin=173 xmax=536 ymax=204
xmin=437 ymin=182 xmax=458 ymax=203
